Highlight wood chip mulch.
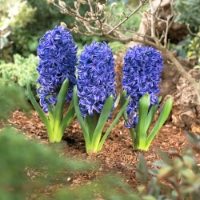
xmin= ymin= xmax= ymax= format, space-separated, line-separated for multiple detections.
xmin=8 ymin=110 xmax=189 ymax=188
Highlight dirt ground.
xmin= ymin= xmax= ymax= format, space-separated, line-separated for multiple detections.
xmin=9 ymin=110 xmax=188 ymax=188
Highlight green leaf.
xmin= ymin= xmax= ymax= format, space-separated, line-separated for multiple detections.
xmin=85 ymin=114 xmax=98 ymax=141
xmin=130 ymin=128 xmax=136 ymax=143
xmin=47 ymin=106 xmax=55 ymax=138
xmin=91 ymin=95 xmax=114 ymax=150
xmin=142 ymin=195 xmax=157 ymax=200
xmin=146 ymin=96 xmax=173 ymax=150
xmin=121 ymin=91 xmax=129 ymax=121
xmin=61 ymin=101 xmax=75 ymax=132
xmin=73 ymin=86 xmax=90 ymax=144
xmin=54 ymin=79 xmax=69 ymax=122
xmin=27 ymin=84 xmax=48 ymax=127
xmin=135 ymin=94 xmax=150 ymax=149
xmin=144 ymin=104 xmax=158 ymax=133
xmin=158 ymin=96 xmax=162 ymax=103
xmin=98 ymin=96 xmax=130 ymax=151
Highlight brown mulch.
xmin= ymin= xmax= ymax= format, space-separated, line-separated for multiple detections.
xmin=8 ymin=110 xmax=188 ymax=188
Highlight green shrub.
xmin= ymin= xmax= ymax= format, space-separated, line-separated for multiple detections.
xmin=0 ymin=54 xmax=38 ymax=88
xmin=0 ymin=0 xmax=36 ymax=56
xmin=0 ymin=0 xmax=36 ymax=29
xmin=175 ymin=0 xmax=200 ymax=31
xmin=187 ymin=32 xmax=200 ymax=65
xmin=0 ymin=83 xmax=93 ymax=200
xmin=169 ymin=36 xmax=191 ymax=58
xmin=136 ymin=148 xmax=200 ymax=200
xmin=0 ymin=81 xmax=29 ymax=118
xmin=0 ymin=127 xmax=94 ymax=200
xmin=0 ymin=0 xmax=74 ymax=57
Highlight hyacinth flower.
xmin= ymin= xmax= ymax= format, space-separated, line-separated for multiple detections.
xmin=28 ymin=25 xmax=77 ymax=142
xmin=122 ymin=45 xmax=173 ymax=151
xmin=73 ymin=42 xmax=129 ymax=154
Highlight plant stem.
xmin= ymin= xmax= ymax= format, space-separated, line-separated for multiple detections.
xmin=48 ymin=122 xmax=63 ymax=143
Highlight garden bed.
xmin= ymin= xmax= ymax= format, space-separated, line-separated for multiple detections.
xmin=9 ymin=110 xmax=187 ymax=188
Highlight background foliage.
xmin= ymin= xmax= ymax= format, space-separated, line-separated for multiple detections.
xmin=175 ymin=0 xmax=200 ymax=31
xmin=0 ymin=54 xmax=38 ymax=88
xmin=0 ymin=81 xmax=29 ymax=118
xmin=187 ymin=32 xmax=200 ymax=66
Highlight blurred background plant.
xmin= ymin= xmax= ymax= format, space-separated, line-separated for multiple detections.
xmin=174 ymin=0 xmax=200 ymax=32
xmin=172 ymin=0 xmax=200 ymax=67
xmin=0 ymin=128 xmax=95 ymax=200
xmin=0 ymin=80 xmax=29 ymax=119
xmin=187 ymin=32 xmax=200 ymax=67
xmin=163 ymin=0 xmax=200 ymax=66
xmin=136 ymin=145 xmax=200 ymax=200
xmin=0 ymin=0 xmax=36 ymax=60
xmin=0 ymin=54 xmax=38 ymax=88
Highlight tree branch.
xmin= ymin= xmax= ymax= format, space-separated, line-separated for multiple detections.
xmin=107 ymin=1 xmax=145 ymax=35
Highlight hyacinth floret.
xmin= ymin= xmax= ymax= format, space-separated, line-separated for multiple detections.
xmin=122 ymin=45 xmax=163 ymax=128
xmin=37 ymin=26 xmax=77 ymax=112
xmin=77 ymin=42 xmax=115 ymax=117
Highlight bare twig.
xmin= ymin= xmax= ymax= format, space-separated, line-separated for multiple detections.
xmin=149 ymin=0 xmax=160 ymax=45
xmin=164 ymin=15 xmax=174 ymax=47
xmin=107 ymin=1 xmax=145 ymax=35
xmin=87 ymin=0 xmax=94 ymax=14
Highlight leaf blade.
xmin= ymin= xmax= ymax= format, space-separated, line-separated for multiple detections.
xmin=146 ymin=96 xmax=173 ymax=150
xmin=27 ymin=84 xmax=49 ymax=127
xmin=135 ymin=94 xmax=150 ymax=149
xmin=92 ymin=95 xmax=114 ymax=149
xmin=54 ymin=79 xmax=69 ymax=122
xmin=61 ymin=101 xmax=75 ymax=131
xmin=73 ymin=86 xmax=90 ymax=144
xmin=98 ymin=96 xmax=130 ymax=151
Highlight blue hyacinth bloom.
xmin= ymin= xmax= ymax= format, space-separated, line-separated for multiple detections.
xmin=122 ymin=45 xmax=163 ymax=128
xmin=37 ymin=26 xmax=77 ymax=112
xmin=77 ymin=42 xmax=115 ymax=117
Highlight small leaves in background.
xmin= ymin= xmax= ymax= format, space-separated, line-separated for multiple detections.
xmin=0 ymin=81 xmax=30 ymax=119
xmin=0 ymin=54 xmax=38 ymax=88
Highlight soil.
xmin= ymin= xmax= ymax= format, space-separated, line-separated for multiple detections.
xmin=9 ymin=110 xmax=189 ymax=188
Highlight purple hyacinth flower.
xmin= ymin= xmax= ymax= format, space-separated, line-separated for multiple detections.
xmin=37 ymin=26 xmax=77 ymax=112
xmin=122 ymin=45 xmax=163 ymax=128
xmin=77 ymin=42 xmax=115 ymax=117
